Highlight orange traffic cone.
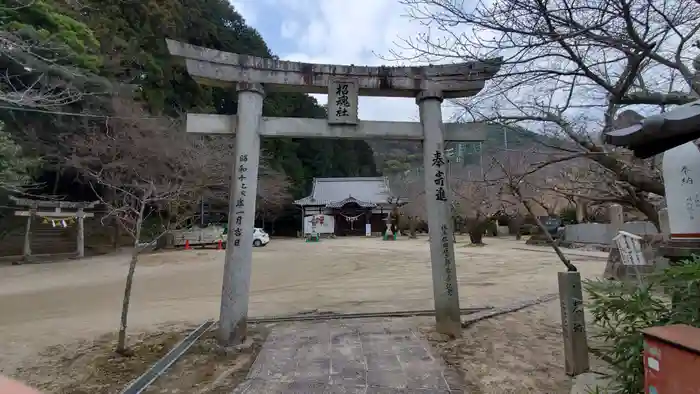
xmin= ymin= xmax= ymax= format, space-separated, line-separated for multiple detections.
xmin=184 ymin=240 xmax=192 ymax=250
xmin=217 ymin=240 xmax=223 ymax=250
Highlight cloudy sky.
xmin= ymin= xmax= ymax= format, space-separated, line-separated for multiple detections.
xmin=228 ymin=0 xmax=465 ymax=122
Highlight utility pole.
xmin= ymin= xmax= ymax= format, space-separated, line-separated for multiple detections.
xmin=479 ymin=142 xmax=484 ymax=179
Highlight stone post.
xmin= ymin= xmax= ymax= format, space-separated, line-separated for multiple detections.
xmin=417 ymin=89 xmax=462 ymax=338
xmin=365 ymin=210 xmax=371 ymax=237
xmin=658 ymin=208 xmax=670 ymax=241
xmin=558 ymin=271 xmax=590 ymax=376
xmin=77 ymin=209 xmax=85 ymax=258
xmin=609 ymin=203 xmax=624 ymax=246
xmin=219 ymin=82 xmax=264 ymax=346
xmin=574 ymin=197 xmax=587 ymax=223
xmin=22 ymin=211 xmax=33 ymax=263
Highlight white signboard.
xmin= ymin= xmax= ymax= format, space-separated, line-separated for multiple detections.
xmin=304 ymin=215 xmax=335 ymax=235
xmin=327 ymin=78 xmax=359 ymax=125
xmin=365 ymin=223 xmax=372 ymax=237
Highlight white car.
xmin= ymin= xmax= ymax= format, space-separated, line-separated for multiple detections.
xmin=253 ymin=228 xmax=270 ymax=247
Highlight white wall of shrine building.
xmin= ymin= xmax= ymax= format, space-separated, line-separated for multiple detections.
xmin=294 ymin=177 xmax=398 ymax=236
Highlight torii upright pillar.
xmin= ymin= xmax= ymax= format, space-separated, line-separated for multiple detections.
xmin=219 ymin=82 xmax=264 ymax=344
xmin=167 ymin=39 xmax=502 ymax=345
xmin=418 ymin=88 xmax=461 ymax=334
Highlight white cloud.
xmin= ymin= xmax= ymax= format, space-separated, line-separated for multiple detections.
xmin=232 ymin=0 xmax=476 ymax=122
xmin=279 ymin=20 xmax=299 ymax=39
xmin=228 ymin=0 xmax=257 ymax=25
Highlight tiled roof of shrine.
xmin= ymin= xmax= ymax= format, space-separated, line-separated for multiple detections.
xmin=294 ymin=177 xmax=393 ymax=207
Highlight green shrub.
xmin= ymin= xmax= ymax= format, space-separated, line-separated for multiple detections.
xmin=558 ymin=206 xmax=578 ymax=224
xmin=485 ymin=220 xmax=498 ymax=236
xmin=584 ymin=257 xmax=700 ymax=393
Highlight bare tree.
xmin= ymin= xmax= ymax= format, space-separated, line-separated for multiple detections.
xmin=69 ymin=98 xmax=207 ymax=355
xmin=489 ymin=149 xmax=573 ymax=214
xmin=0 ymin=120 xmax=39 ymax=190
xmin=449 ymin=161 xmax=514 ymax=244
xmin=549 ymin=158 xmax=663 ymax=228
xmin=190 ymin=134 xmax=293 ymax=231
xmin=492 ymin=153 xmax=579 ymax=271
xmin=1 ymin=1 xmax=109 ymax=108
xmin=0 ymin=119 xmax=41 ymax=242
xmin=400 ymin=0 xmax=700 ymax=107
xmin=256 ymin=169 xmax=293 ymax=231
xmin=397 ymin=0 xmax=700 ymax=221
xmin=387 ymin=169 xmax=425 ymax=238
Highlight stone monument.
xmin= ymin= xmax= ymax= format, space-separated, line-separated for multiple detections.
xmin=605 ymin=54 xmax=700 ymax=264
xmin=658 ymin=141 xmax=700 ymax=262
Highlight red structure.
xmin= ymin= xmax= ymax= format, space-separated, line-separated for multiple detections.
xmin=643 ymin=324 xmax=700 ymax=393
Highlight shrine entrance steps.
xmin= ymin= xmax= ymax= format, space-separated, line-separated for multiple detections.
xmin=232 ymin=319 xmax=465 ymax=393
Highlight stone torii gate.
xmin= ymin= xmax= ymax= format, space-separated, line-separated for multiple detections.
xmin=166 ymin=39 xmax=502 ymax=345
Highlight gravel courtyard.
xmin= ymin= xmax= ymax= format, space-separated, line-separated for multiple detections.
xmin=0 ymin=236 xmax=607 ymax=375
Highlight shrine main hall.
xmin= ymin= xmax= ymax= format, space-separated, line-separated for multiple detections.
xmin=294 ymin=177 xmax=399 ymax=237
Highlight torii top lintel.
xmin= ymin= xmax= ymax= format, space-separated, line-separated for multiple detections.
xmin=166 ymin=39 xmax=502 ymax=99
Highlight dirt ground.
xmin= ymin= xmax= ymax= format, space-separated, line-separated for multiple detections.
xmin=0 ymin=236 xmax=608 ymax=392
xmin=12 ymin=322 xmax=268 ymax=394
xmin=425 ymin=301 xmax=608 ymax=394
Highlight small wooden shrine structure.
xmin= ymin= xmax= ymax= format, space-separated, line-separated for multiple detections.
xmin=11 ymin=197 xmax=98 ymax=262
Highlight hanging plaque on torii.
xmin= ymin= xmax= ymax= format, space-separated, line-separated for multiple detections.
xmin=328 ymin=78 xmax=359 ymax=125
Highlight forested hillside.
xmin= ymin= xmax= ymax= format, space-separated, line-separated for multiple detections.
xmin=1 ymin=0 xmax=557 ymax=240
xmin=373 ymin=124 xmax=551 ymax=174
xmin=1 ymin=0 xmax=378 ymax=204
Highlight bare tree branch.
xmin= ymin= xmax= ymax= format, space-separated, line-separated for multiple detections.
xmin=0 ymin=0 xmax=110 ymax=108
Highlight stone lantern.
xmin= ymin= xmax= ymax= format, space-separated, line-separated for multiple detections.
xmin=658 ymin=142 xmax=700 ymax=261
xmin=604 ymin=54 xmax=700 ymax=262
